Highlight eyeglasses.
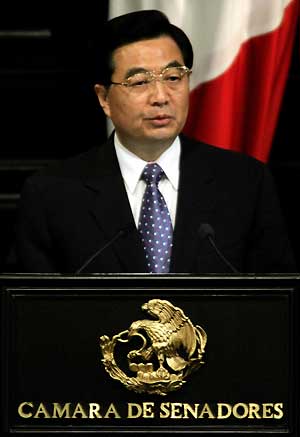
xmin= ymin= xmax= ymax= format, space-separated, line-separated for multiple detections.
xmin=110 ymin=66 xmax=192 ymax=92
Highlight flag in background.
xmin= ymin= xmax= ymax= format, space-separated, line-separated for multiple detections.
xmin=109 ymin=0 xmax=298 ymax=162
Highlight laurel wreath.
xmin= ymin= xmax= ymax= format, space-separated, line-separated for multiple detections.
xmin=99 ymin=330 xmax=204 ymax=396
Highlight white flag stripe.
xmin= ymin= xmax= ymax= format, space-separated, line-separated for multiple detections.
xmin=109 ymin=0 xmax=293 ymax=89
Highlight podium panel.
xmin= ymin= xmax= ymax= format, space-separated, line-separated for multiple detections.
xmin=1 ymin=275 xmax=299 ymax=435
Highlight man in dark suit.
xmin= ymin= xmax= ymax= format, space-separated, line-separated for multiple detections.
xmin=15 ymin=10 xmax=296 ymax=274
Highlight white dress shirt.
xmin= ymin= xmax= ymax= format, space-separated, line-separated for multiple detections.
xmin=114 ymin=133 xmax=180 ymax=228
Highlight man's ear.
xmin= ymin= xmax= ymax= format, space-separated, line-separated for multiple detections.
xmin=94 ymin=84 xmax=111 ymax=118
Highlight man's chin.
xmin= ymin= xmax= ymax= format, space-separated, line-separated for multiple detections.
xmin=143 ymin=135 xmax=176 ymax=148
xmin=143 ymin=128 xmax=179 ymax=145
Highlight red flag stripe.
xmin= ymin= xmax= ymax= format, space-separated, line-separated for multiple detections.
xmin=183 ymin=0 xmax=298 ymax=162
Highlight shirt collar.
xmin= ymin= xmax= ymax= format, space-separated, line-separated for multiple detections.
xmin=114 ymin=133 xmax=181 ymax=194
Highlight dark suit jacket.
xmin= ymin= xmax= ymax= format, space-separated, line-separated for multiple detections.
xmin=15 ymin=135 xmax=296 ymax=273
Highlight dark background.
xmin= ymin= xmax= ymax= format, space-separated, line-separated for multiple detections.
xmin=0 ymin=3 xmax=299 ymax=272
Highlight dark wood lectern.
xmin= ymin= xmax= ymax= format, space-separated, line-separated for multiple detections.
xmin=1 ymin=274 xmax=299 ymax=435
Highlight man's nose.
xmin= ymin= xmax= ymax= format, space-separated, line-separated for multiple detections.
xmin=149 ymin=79 xmax=169 ymax=105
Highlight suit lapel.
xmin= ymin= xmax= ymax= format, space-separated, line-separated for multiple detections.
xmin=77 ymin=136 xmax=218 ymax=273
xmin=171 ymin=137 xmax=217 ymax=273
xmin=81 ymin=140 xmax=147 ymax=272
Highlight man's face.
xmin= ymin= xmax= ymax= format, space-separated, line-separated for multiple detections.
xmin=95 ymin=36 xmax=190 ymax=151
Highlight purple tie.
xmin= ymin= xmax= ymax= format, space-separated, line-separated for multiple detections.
xmin=138 ymin=163 xmax=173 ymax=273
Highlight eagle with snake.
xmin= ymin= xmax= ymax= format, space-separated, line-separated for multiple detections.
xmin=127 ymin=299 xmax=207 ymax=373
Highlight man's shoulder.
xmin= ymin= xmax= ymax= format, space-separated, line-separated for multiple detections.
xmin=26 ymin=139 xmax=115 ymax=181
xmin=180 ymin=134 xmax=266 ymax=171
xmin=40 ymin=147 xmax=102 ymax=175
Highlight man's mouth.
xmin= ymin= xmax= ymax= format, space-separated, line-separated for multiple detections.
xmin=146 ymin=114 xmax=173 ymax=126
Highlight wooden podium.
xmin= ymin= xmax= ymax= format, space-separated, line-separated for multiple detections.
xmin=1 ymin=274 xmax=299 ymax=435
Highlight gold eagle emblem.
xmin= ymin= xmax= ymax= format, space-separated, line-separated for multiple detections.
xmin=99 ymin=299 xmax=207 ymax=395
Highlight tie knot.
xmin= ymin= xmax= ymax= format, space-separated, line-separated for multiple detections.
xmin=141 ymin=163 xmax=164 ymax=185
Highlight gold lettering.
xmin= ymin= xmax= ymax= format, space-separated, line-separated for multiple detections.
xmin=232 ymin=403 xmax=248 ymax=419
xmin=248 ymin=403 xmax=261 ymax=419
xmin=217 ymin=403 xmax=232 ymax=419
xmin=262 ymin=403 xmax=274 ymax=419
xmin=143 ymin=402 xmax=155 ymax=419
xmin=170 ymin=403 xmax=182 ymax=419
xmin=52 ymin=403 xmax=71 ymax=419
xmin=89 ymin=403 xmax=102 ymax=419
xmin=18 ymin=402 xmax=34 ymax=419
xmin=199 ymin=403 xmax=215 ymax=419
xmin=71 ymin=403 xmax=88 ymax=419
xmin=183 ymin=403 xmax=199 ymax=419
xmin=34 ymin=403 xmax=50 ymax=419
xmin=16 ymin=400 xmax=285 ymax=421
xmin=104 ymin=403 xmax=121 ymax=419
xmin=127 ymin=403 xmax=142 ymax=419
xmin=273 ymin=403 xmax=284 ymax=419
xmin=159 ymin=402 xmax=170 ymax=418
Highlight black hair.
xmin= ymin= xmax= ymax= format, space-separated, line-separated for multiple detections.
xmin=92 ymin=9 xmax=193 ymax=85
